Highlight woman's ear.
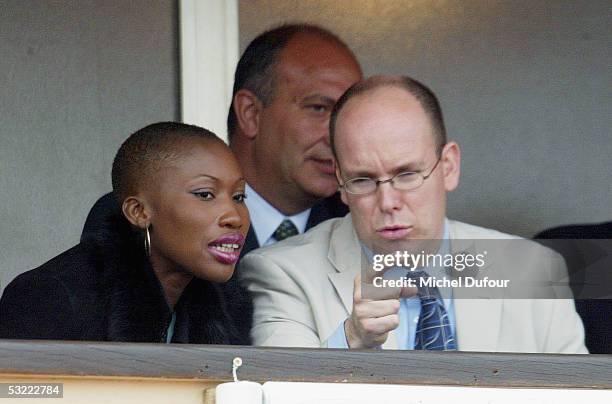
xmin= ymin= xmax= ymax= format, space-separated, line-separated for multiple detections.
xmin=233 ymin=89 xmax=263 ymax=139
xmin=121 ymin=196 xmax=150 ymax=229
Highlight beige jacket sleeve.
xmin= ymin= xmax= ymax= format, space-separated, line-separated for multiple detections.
xmin=542 ymin=250 xmax=588 ymax=353
xmin=239 ymin=252 xmax=324 ymax=347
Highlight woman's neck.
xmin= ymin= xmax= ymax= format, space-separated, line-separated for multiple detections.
xmin=149 ymin=254 xmax=193 ymax=309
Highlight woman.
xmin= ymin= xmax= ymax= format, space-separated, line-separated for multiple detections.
xmin=0 ymin=122 xmax=252 ymax=344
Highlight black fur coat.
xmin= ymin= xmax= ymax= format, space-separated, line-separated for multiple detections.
xmin=0 ymin=208 xmax=252 ymax=344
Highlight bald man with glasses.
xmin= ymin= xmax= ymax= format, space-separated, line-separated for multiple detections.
xmin=240 ymin=75 xmax=587 ymax=353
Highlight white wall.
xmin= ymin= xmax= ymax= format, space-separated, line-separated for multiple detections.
xmin=239 ymin=0 xmax=611 ymax=237
xmin=180 ymin=0 xmax=238 ymax=140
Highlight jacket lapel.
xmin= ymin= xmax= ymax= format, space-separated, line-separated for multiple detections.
xmin=327 ymin=215 xmax=360 ymax=314
xmin=449 ymin=221 xmax=502 ymax=351
xmin=326 ymin=215 xmax=399 ymax=350
xmin=453 ymin=298 xmax=502 ymax=352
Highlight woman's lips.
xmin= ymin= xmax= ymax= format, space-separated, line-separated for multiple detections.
xmin=208 ymin=247 xmax=240 ymax=265
xmin=208 ymin=233 xmax=245 ymax=265
xmin=377 ymin=226 xmax=412 ymax=240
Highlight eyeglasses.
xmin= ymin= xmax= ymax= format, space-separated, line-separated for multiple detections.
xmin=339 ymin=155 xmax=442 ymax=195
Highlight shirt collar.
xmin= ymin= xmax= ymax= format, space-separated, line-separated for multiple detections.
xmin=245 ymin=183 xmax=311 ymax=246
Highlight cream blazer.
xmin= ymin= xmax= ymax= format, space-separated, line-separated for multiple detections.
xmin=239 ymin=215 xmax=587 ymax=353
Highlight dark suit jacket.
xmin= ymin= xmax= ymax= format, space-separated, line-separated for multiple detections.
xmin=535 ymin=221 xmax=612 ymax=353
xmin=2 ymin=203 xmax=252 ymax=343
xmin=81 ymin=191 xmax=349 ymax=259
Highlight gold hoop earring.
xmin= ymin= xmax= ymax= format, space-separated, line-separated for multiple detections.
xmin=144 ymin=225 xmax=151 ymax=257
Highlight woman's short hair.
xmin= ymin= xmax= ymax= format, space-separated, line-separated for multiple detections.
xmin=111 ymin=122 xmax=222 ymax=203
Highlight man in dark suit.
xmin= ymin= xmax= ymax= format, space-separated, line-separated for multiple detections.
xmin=228 ymin=24 xmax=361 ymax=255
xmin=535 ymin=221 xmax=612 ymax=353
xmin=83 ymin=24 xmax=362 ymax=257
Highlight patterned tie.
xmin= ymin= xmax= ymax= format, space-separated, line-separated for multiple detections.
xmin=408 ymin=270 xmax=457 ymax=351
xmin=272 ymin=219 xmax=299 ymax=241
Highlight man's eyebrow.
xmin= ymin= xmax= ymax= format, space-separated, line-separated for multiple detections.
xmin=394 ymin=162 xmax=425 ymax=173
xmin=343 ymin=162 xmax=425 ymax=178
xmin=344 ymin=169 xmax=376 ymax=178
xmin=301 ymin=94 xmax=336 ymax=104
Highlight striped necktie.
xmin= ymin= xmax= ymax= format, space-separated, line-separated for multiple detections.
xmin=272 ymin=219 xmax=299 ymax=241
xmin=408 ymin=270 xmax=457 ymax=350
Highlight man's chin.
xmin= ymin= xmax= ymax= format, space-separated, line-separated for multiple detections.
xmin=300 ymin=178 xmax=340 ymax=199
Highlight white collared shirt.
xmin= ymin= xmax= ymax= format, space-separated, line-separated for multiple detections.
xmin=245 ymin=184 xmax=310 ymax=247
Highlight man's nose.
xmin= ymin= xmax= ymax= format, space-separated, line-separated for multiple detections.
xmin=322 ymin=132 xmax=331 ymax=147
xmin=319 ymin=119 xmax=332 ymax=146
xmin=377 ymin=182 xmax=403 ymax=213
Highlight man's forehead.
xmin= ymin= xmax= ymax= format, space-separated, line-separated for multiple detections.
xmin=341 ymin=85 xmax=423 ymax=115
xmin=336 ymin=89 xmax=433 ymax=141
xmin=277 ymin=33 xmax=360 ymax=75
xmin=334 ymin=89 xmax=436 ymax=168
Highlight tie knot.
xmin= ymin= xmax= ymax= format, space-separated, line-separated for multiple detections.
xmin=405 ymin=270 xmax=441 ymax=300
xmin=273 ymin=219 xmax=299 ymax=241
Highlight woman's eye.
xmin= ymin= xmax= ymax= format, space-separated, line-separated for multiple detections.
xmin=193 ymin=191 xmax=214 ymax=200
xmin=233 ymin=193 xmax=247 ymax=203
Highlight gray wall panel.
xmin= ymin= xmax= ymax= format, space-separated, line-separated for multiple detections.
xmin=0 ymin=1 xmax=178 ymax=289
